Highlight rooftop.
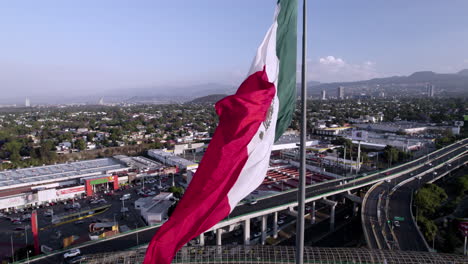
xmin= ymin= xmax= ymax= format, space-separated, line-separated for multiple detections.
xmin=0 ymin=158 xmax=127 ymax=190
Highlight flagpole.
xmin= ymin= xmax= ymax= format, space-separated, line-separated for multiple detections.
xmin=296 ymin=0 xmax=307 ymax=263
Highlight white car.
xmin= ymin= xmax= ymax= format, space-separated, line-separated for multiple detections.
xmin=63 ymin=248 xmax=81 ymax=259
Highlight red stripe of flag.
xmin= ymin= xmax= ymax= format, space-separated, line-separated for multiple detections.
xmin=143 ymin=68 xmax=275 ymax=264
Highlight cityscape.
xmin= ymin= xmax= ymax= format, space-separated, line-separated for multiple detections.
xmin=0 ymin=1 xmax=468 ymax=264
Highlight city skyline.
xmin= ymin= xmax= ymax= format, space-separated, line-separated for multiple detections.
xmin=1 ymin=0 xmax=468 ymax=100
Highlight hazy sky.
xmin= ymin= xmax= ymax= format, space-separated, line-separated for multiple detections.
xmin=1 ymin=0 xmax=468 ymax=99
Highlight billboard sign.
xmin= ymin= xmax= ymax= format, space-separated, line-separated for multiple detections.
xmin=56 ymin=186 xmax=85 ymax=196
xmin=352 ymin=130 xmax=368 ymax=141
xmin=90 ymin=177 xmax=113 ymax=185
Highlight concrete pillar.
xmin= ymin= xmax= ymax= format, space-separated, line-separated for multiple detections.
xmin=243 ymin=219 xmax=250 ymax=245
xmin=261 ymin=215 xmax=267 ymax=245
xmin=199 ymin=233 xmax=205 ymax=246
xmin=330 ymin=204 xmax=336 ymax=232
xmin=216 ymin=229 xmax=223 ymax=246
xmin=311 ymin=201 xmax=316 ymax=224
xmin=273 ymin=212 xmax=278 ymax=239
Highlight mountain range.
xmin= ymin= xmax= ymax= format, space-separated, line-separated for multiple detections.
xmin=307 ymin=69 xmax=468 ymax=98
xmin=2 ymin=69 xmax=467 ymax=105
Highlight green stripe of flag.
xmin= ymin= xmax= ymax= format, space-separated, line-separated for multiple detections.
xmin=275 ymin=0 xmax=297 ymax=141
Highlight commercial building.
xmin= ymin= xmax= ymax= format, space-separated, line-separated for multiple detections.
xmin=314 ymin=126 xmax=351 ymax=137
xmin=353 ymin=122 xmax=428 ymax=134
xmin=0 ymin=156 xmax=165 ymax=211
xmin=272 ymin=134 xmax=319 ymax=151
xmin=148 ymin=149 xmax=198 ymax=170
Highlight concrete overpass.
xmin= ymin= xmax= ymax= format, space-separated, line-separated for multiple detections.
xmin=362 ymin=148 xmax=467 ymax=252
xmin=29 ymin=139 xmax=468 ymax=263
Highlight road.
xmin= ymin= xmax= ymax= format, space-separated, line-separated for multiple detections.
xmin=362 ymin=140 xmax=467 ymax=251
xmin=31 ymin=139 xmax=468 ymax=263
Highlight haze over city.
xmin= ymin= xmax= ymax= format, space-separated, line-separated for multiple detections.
xmin=1 ymin=0 xmax=468 ymax=103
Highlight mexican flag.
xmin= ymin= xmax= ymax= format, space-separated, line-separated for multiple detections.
xmin=144 ymin=1 xmax=297 ymax=263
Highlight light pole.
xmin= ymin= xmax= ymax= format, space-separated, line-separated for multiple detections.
xmin=11 ymin=234 xmax=14 ymax=263
xmin=135 ymin=223 xmax=139 ymax=246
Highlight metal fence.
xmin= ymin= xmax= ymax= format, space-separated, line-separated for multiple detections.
xmin=83 ymin=246 xmax=468 ymax=264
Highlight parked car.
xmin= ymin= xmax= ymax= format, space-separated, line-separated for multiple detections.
xmin=63 ymin=248 xmax=81 ymax=259
xmin=120 ymin=194 xmax=131 ymax=201
xmin=44 ymin=210 xmax=53 ymax=217
xmin=248 ymin=199 xmax=258 ymax=205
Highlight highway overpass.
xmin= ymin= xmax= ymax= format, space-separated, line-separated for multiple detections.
xmin=29 ymin=139 xmax=468 ymax=263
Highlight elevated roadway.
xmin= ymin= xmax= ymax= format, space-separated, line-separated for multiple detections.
xmin=30 ymin=139 xmax=468 ymax=263
xmin=362 ymin=143 xmax=467 ymax=251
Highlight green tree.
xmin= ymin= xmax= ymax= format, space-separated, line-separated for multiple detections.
xmin=414 ymin=184 xmax=448 ymax=216
xmin=168 ymin=186 xmax=184 ymax=199
xmin=383 ymin=145 xmax=399 ymax=165
xmin=75 ymin=139 xmax=86 ymax=151
xmin=3 ymin=140 xmax=22 ymax=163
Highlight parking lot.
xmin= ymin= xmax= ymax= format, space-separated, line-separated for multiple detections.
xmin=0 ymin=173 xmax=184 ymax=261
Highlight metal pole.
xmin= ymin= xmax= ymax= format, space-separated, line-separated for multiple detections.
xmin=296 ymin=0 xmax=307 ymax=263
xmin=136 ymin=224 xmax=139 ymax=246
xmin=343 ymin=146 xmax=346 ymax=177
xmin=11 ymin=235 xmax=14 ymax=262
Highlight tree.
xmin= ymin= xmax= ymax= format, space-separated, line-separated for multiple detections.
xmin=168 ymin=186 xmax=184 ymax=199
xmin=383 ymin=145 xmax=399 ymax=165
xmin=414 ymin=184 xmax=447 ymax=216
xmin=75 ymin=139 xmax=86 ymax=151
xmin=456 ymin=175 xmax=468 ymax=196
xmin=3 ymin=140 xmax=22 ymax=164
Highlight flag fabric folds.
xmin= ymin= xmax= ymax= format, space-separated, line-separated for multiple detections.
xmin=143 ymin=1 xmax=297 ymax=263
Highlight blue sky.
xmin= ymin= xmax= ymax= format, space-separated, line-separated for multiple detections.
xmin=1 ymin=0 xmax=467 ymax=99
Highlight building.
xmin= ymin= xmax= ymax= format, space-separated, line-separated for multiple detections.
xmin=25 ymin=98 xmax=31 ymax=107
xmin=0 ymin=155 xmax=165 ymax=211
xmin=321 ymin=90 xmax=326 ymax=100
xmin=136 ymin=192 xmax=174 ymax=225
xmin=314 ymin=126 xmax=351 ymax=137
xmin=148 ymin=149 xmax=198 ymax=170
xmin=426 ymin=84 xmax=435 ymax=97
xmin=354 ymin=122 xmax=428 ymax=134
xmin=173 ymin=142 xmax=205 ymax=155
xmin=98 ymin=98 xmax=104 ymax=105
xmin=272 ymin=134 xmax=319 ymax=151
xmin=337 ymin=86 xmax=345 ymax=99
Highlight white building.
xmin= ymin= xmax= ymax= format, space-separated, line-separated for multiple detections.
xmin=148 ymin=149 xmax=198 ymax=170
xmin=136 ymin=192 xmax=174 ymax=225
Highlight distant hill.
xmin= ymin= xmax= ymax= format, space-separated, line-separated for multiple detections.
xmin=309 ymin=70 xmax=468 ymax=98
xmin=187 ymin=94 xmax=227 ymax=104
xmin=458 ymin=69 xmax=468 ymax=76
